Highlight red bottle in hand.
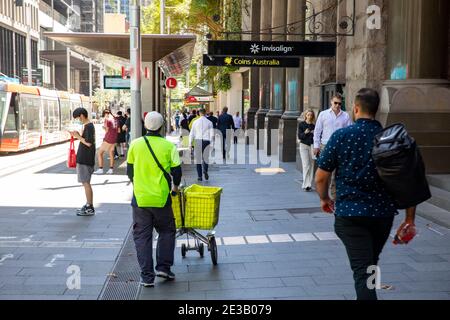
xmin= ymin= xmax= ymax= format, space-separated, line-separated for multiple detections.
xmin=394 ymin=224 xmax=417 ymax=245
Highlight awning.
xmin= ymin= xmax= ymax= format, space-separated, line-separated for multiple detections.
xmin=44 ymin=32 xmax=196 ymax=76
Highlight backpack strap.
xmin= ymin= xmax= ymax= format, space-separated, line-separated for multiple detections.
xmin=143 ymin=136 xmax=172 ymax=190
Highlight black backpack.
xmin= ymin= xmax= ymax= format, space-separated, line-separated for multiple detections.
xmin=372 ymin=123 xmax=431 ymax=209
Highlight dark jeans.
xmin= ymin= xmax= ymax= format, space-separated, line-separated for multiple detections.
xmin=194 ymin=140 xmax=210 ymax=178
xmin=334 ymin=216 xmax=394 ymax=300
xmin=132 ymin=203 xmax=176 ymax=283
xmin=221 ymin=131 xmax=231 ymax=159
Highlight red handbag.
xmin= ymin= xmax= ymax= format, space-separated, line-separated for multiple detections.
xmin=67 ymin=137 xmax=77 ymax=169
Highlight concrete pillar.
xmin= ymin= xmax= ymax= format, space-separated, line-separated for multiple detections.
xmin=280 ymin=0 xmax=306 ymax=162
xmin=265 ymin=0 xmax=288 ymax=156
xmin=141 ymin=62 xmax=153 ymax=114
xmin=246 ymin=0 xmax=261 ymax=145
xmin=255 ymin=0 xmax=272 ymax=149
xmin=66 ymin=48 xmax=71 ymax=92
xmin=89 ymin=60 xmax=93 ymax=112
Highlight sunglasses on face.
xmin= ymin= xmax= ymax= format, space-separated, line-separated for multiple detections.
xmin=333 ymin=102 xmax=342 ymax=106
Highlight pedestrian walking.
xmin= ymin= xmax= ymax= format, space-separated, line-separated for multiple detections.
xmin=315 ymin=88 xmax=416 ymax=300
xmin=206 ymin=112 xmax=218 ymax=129
xmin=180 ymin=111 xmax=189 ymax=132
xmin=189 ymin=108 xmax=214 ymax=182
xmin=123 ymin=108 xmax=131 ymax=147
xmin=298 ymin=110 xmax=316 ymax=192
xmin=127 ymin=112 xmax=182 ymax=287
xmin=313 ymin=94 xmax=353 ymax=199
xmin=70 ymin=108 xmax=96 ymax=216
xmin=94 ymin=109 xmax=117 ymax=175
xmin=116 ymin=111 xmax=127 ymax=157
xmin=233 ymin=112 xmax=242 ymax=145
xmin=174 ymin=111 xmax=181 ymax=132
xmin=217 ymin=107 xmax=235 ymax=159
xmin=188 ymin=109 xmax=198 ymax=127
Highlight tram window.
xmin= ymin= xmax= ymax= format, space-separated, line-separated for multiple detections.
xmin=4 ymin=93 xmax=18 ymax=132
xmin=60 ymin=100 xmax=71 ymax=129
xmin=20 ymin=95 xmax=41 ymax=131
xmin=5 ymin=105 xmax=17 ymax=131
xmin=0 ymin=92 xmax=6 ymax=127
xmin=43 ymin=98 xmax=59 ymax=132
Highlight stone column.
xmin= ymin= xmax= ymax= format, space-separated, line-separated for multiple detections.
xmin=255 ymin=0 xmax=272 ymax=149
xmin=279 ymin=0 xmax=306 ymax=162
xmin=265 ymin=0 xmax=288 ymax=155
xmin=246 ymin=0 xmax=261 ymax=145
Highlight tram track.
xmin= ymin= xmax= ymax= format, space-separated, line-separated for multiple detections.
xmin=0 ymin=144 xmax=68 ymax=178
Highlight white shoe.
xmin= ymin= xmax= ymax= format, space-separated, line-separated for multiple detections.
xmin=94 ymin=169 xmax=104 ymax=175
xmin=106 ymin=169 xmax=114 ymax=174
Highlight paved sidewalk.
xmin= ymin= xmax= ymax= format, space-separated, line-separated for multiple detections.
xmin=136 ymin=142 xmax=450 ymax=300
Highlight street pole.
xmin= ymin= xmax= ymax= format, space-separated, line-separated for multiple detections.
xmin=26 ymin=1 xmax=32 ymax=86
xmin=160 ymin=0 xmax=165 ymax=34
xmin=130 ymin=0 xmax=142 ymax=141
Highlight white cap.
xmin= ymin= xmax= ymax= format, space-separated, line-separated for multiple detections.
xmin=144 ymin=112 xmax=164 ymax=131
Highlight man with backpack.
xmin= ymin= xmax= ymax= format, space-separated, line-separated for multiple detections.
xmin=127 ymin=112 xmax=182 ymax=287
xmin=315 ymin=88 xmax=418 ymax=300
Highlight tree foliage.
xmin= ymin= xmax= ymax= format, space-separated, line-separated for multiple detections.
xmin=140 ymin=0 xmax=244 ymax=94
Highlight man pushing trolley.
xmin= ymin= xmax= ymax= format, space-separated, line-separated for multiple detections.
xmin=127 ymin=112 xmax=182 ymax=288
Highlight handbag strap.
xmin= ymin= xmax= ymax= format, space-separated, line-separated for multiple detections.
xmin=143 ymin=136 xmax=172 ymax=189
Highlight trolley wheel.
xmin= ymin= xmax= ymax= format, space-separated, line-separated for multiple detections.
xmin=198 ymin=243 xmax=204 ymax=258
xmin=181 ymin=243 xmax=187 ymax=258
xmin=209 ymin=237 xmax=218 ymax=266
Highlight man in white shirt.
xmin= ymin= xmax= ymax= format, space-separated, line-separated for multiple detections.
xmin=314 ymin=94 xmax=353 ymax=199
xmin=233 ymin=112 xmax=243 ymax=145
xmin=189 ymin=108 xmax=214 ymax=182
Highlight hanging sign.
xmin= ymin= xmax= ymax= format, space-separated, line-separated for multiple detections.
xmin=208 ymin=40 xmax=336 ymax=57
xmin=203 ymin=55 xmax=300 ymax=68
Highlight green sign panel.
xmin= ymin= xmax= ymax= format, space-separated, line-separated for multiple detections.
xmin=21 ymin=68 xmax=43 ymax=86
xmin=103 ymin=76 xmax=131 ymax=90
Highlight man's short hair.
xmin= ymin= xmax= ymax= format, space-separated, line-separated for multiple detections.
xmin=355 ymin=88 xmax=380 ymax=116
xmin=199 ymin=108 xmax=206 ymax=115
xmin=223 ymin=107 xmax=228 ymax=113
xmin=192 ymin=109 xmax=197 ymax=115
xmin=126 ymin=108 xmax=131 ymax=114
xmin=117 ymin=111 xmax=123 ymax=116
xmin=331 ymin=93 xmax=343 ymax=101
xmin=73 ymin=108 xmax=88 ymax=119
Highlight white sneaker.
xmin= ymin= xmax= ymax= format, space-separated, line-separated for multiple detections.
xmin=94 ymin=169 xmax=104 ymax=175
xmin=106 ymin=168 xmax=114 ymax=175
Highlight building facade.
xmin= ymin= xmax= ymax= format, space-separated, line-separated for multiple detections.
xmin=0 ymin=0 xmax=40 ymax=82
xmin=244 ymin=0 xmax=450 ymax=173
xmin=0 ymin=0 xmax=104 ymax=98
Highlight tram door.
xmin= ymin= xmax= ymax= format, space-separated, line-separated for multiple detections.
xmin=0 ymin=92 xmax=19 ymax=152
xmin=18 ymin=94 xmax=41 ymax=150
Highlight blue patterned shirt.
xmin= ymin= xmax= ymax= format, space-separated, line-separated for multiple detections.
xmin=317 ymin=118 xmax=398 ymax=217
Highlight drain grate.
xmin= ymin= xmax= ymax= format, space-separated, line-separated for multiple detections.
xmin=99 ymin=225 xmax=141 ymax=300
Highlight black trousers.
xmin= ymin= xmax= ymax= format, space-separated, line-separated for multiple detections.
xmin=334 ymin=216 xmax=394 ymax=300
xmin=132 ymin=202 xmax=176 ymax=283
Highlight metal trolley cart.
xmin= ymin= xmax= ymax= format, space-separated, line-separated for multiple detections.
xmin=172 ymin=185 xmax=222 ymax=265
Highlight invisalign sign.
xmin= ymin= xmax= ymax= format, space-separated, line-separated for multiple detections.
xmin=208 ymin=40 xmax=336 ymax=57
